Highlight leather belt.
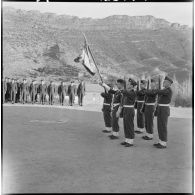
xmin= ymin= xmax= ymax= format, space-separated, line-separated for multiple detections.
xmin=103 ymin=103 xmax=111 ymax=106
xmin=113 ymin=103 xmax=120 ymax=107
xmin=158 ymin=104 xmax=170 ymax=107
xmin=123 ymin=105 xmax=134 ymax=108
xmin=145 ymin=103 xmax=155 ymax=106
xmin=137 ymin=101 xmax=144 ymax=103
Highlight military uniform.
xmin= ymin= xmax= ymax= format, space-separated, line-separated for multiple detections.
xmin=77 ymin=81 xmax=86 ymax=106
xmin=121 ymin=85 xmax=136 ymax=146
xmin=10 ymin=80 xmax=17 ymax=104
xmin=142 ymin=88 xmax=157 ymax=140
xmin=29 ymin=81 xmax=37 ymax=104
xmin=48 ymin=82 xmax=55 ymax=105
xmin=135 ymin=84 xmax=146 ymax=133
xmin=21 ymin=80 xmax=28 ymax=104
xmin=101 ymin=89 xmax=113 ymax=133
xmin=39 ymin=82 xmax=47 ymax=105
xmin=155 ymin=86 xmax=172 ymax=148
xmin=3 ymin=79 xmax=7 ymax=103
xmin=68 ymin=83 xmax=76 ymax=106
xmin=108 ymin=88 xmax=123 ymax=137
xmin=58 ymin=83 xmax=67 ymax=105
xmin=6 ymin=79 xmax=11 ymax=102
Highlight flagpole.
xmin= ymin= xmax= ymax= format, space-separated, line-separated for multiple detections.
xmin=82 ymin=33 xmax=103 ymax=83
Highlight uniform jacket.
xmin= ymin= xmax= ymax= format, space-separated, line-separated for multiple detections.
xmin=58 ymin=84 xmax=67 ymax=95
xmin=39 ymin=84 xmax=47 ymax=95
xmin=68 ymin=84 xmax=76 ymax=96
xmin=136 ymin=88 xmax=146 ymax=101
xmin=145 ymin=89 xmax=158 ymax=103
xmin=47 ymin=84 xmax=55 ymax=95
xmin=109 ymin=89 xmax=123 ymax=104
xmin=77 ymin=82 xmax=86 ymax=96
xmin=29 ymin=83 xmax=37 ymax=94
xmin=156 ymin=87 xmax=173 ymax=104
xmin=11 ymin=82 xmax=17 ymax=93
xmin=122 ymin=89 xmax=136 ymax=106
xmin=21 ymin=83 xmax=28 ymax=93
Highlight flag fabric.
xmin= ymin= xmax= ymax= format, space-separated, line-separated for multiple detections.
xmin=74 ymin=44 xmax=96 ymax=76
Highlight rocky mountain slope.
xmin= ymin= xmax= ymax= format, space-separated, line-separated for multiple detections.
xmin=3 ymin=6 xmax=192 ymax=83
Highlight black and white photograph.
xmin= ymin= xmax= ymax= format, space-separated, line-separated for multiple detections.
xmin=1 ymin=0 xmax=193 ymax=193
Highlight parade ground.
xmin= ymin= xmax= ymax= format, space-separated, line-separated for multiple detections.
xmin=3 ymin=104 xmax=192 ymax=193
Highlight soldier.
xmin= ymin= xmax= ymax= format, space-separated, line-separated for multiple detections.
xmin=39 ymin=79 xmax=47 ymax=105
xmin=10 ymin=79 xmax=17 ymax=104
xmin=3 ymin=77 xmax=7 ymax=103
xmin=68 ymin=81 xmax=76 ymax=106
xmin=77 ymin=80 xmax=86 ymax=106
xmin=117 ymin=78 xmax=137 ymax=147
xmin=153 ymin=76 xmax=173 ymax=149
xmin=6 ymin=78 xmax=11 ymax=102
xmin=20 ymin=79 xmax=28 ymax=104
xmin=135 ymin=80 xmax=147 ymax=134
xmin=142 ymin=79 xmax=158 ymax=140
xmin=100 ymin=79 xmax=125 ymax=139
xmin=100 ymin=83 xmax=113 ymax=133
xmin=15 ymin=79 xmax=21 ymax=103
xmin=48 ymin=81 xmax=55 ymax=105
xmin=58 ymin=81 xmax=67 ymax=106
xmin=29 ymin=80 xmax=37 ymax=104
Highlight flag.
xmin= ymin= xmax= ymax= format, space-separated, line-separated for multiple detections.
xmin=74 ymin=43 xmax=96 ymax=76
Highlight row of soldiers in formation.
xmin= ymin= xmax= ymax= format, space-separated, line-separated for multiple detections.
xmin=2 ymin=78 xmax=86 ymax=106
xmin=99 ymin=75 xmax=173 ymax=149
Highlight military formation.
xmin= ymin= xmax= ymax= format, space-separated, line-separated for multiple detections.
xmin=3 ymin=78 xmax=86 ymax=106
xmin=99 ymin=75 xmax=173 ymax=149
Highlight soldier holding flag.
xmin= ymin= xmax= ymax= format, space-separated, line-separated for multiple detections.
xmin=100 ymin=79 xmax=125 ymax=139
xmin=100 ymin=83 xmax=113 ymax=133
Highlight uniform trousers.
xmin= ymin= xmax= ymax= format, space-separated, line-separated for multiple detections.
xmin=157 ymin=106 xmax=170 ymax=142
xmin=111 ymin=105 xmax=120 ymax=132
xmin=123 ymin=107 xmax=135 ymax=139
xmin=144 ymin=105 xmax=155 ymax=134
xmin=137 ymin=102 xmax=145 ymax=128
xmin=102 ymin=105 xmax=112 ymax=128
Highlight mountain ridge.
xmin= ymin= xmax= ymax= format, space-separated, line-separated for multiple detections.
xmin=3 ymin=7 xmax=192 ymax=83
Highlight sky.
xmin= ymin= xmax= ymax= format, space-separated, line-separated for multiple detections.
xmin=3 ymin=2 xmax=193 ymax=26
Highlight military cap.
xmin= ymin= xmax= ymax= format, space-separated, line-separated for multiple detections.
xmin=164 ymin=76 xmax=173 ymax=84
xmin=116 ymin=79 xmax=125 ymax=85
xmin=140 ymin=80 xmax=147 ymax=84
xmin=129 ymin=78 xmax=137 ymax=86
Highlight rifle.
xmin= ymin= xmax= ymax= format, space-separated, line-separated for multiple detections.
xmin=134 ymin=80 xmax=140 ymax=109
xmin=154 ymin=75 xmax=161 ymax=117
xmin=140 ymin=78 xmax=150 ymax=113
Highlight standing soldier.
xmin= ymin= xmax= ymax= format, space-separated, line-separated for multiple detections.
xmin=68 ymin=81 xmax=76 ymax=106
xmin=39 ymin=79 xmax=47 ymax=105
xmin=153 ymin=76 xmax=173 ymax=149
xmin=142 ymin=78 xmax=158 ymax=140
xmin=135 ymin=80 xmax=147 ymax=134
xmin=48 ymin=81 xmax=55 ymax=105
xmin=100 ymin=79 xmax=125 ymax=139
xmin=58 ymin=81 xmax=67 ymax=106
xmin=6 ymin=78 xmax=11 ymax=102
xmin=21 ymin=79 xmax=28 ymax=104
xmin=100 ymin=83 xmax=113 ymax=133
xmin=29 ymin=80 xmax=37 ymax=104
xmin=10 ymin=79 xmax=17 ymax=104
xmin=77 ymin=80 xmax=86 ymax=106
xmin=3 ymin=77 xmax=7 ymax=103
xmin=15 ymin=79 xmax=21 ymax=103
xmin=117 ymin=78 xmax=137 ymax=147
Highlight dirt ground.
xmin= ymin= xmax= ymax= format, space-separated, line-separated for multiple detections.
xmin=2 ymin=106 xmax=192 ymax=193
